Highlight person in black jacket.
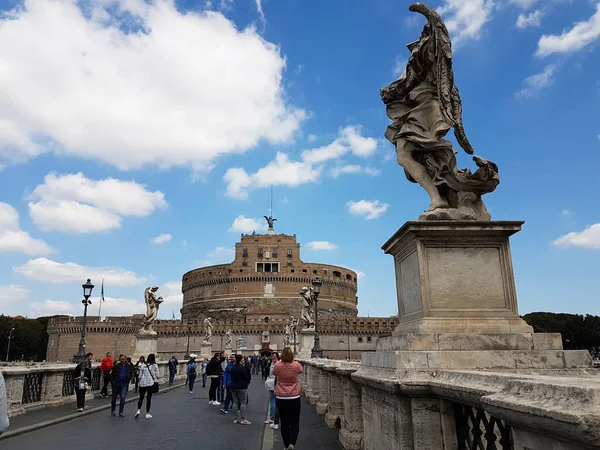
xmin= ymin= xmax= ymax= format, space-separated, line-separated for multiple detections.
xmin=230 ymin=354 xmax=251 ymax=425
xmin=73 ymin=360 xmax=92 ymax=412
xmin=206 ymin=353 xmax=223 ymax=405
xmin=109 ymin=354 xmax=134 ymax=417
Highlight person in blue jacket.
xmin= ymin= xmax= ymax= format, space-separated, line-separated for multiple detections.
xmin=220 ymin=354 xmax=235 ymax=414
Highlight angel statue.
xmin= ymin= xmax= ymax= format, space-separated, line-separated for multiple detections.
xmin=203 ymin=317 xmax=213 ymax=343
xmin=290 ymin=315 xmax=298 ymax=345
xmin=139 ymin=286 xmax=164 ymax=335
xmin=264 ymin=215 xmax=277 ymax=229
xmin=299 ymin=287 xmax=315 ymax=328
xmin=381 ymin=3 xmax=500 ymax=221
xmin=225 ymin=329 xmax=233 ymax=347
xmin=283 ymin=324 xmax=291 ymax=348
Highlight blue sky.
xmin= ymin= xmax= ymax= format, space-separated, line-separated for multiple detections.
xmin=0 ymin=0 xmax=599 ymax=320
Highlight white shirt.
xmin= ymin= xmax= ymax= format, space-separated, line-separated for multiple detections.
xmin=138 ymin=363 xmax=159 ymax=388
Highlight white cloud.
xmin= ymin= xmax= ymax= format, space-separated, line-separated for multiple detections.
xmin=14 ymin=257 xmax=146 ymax=286
xmin=437 ymin=0 xmax=495 ymax=46
xmin=329 ymin=165 xmax=381 ymax=178
xmin=305 ymin=241 xmax=338 ymax=251
xmin=536 ymin=3 xmax=600 ymax=56
xmin=160 ymin=281 xmax=183 ymax=307
xmin=229 ymin=215 xmax=267 ymax=233
xmin=0 ymin=0 xmax=304 ymax=171
xmin=29 ymin=300 xmax=75 ymax=318
xmin=346 ymin=200 xmax=389 ymax=220
xmin=509 ymin=0 xmax=537 ymax=8
xmin=99 ymin=297 xmax=145 ymax=317
xmin=307 ymin=134 xmax=318 ymax=143
xmin=516 ymin=10 xmax=543 ymax=29
xmin=553 ymin=224 xmax=600 ymax=249
xmin=302 ymin=141 xmax=347 ymax=165
xmin=393 ymin=56 xmax=407 ymax=78
xmin=515 ymin=65 xmax=556 ymax=98
xmin=152 ymin=233 xmax=172 ymax=244
xmin=0 ymin=202 xmax=54 ymax=255
xmin=27 ymin=172 xmax=167 ymax=233
xmin=561 ymin=209 xmax=572 ymax=216
xmin=207 ymin=246 xmax=235 ymax=261
xmin=0 ymin=285 xmax=31 ymax=311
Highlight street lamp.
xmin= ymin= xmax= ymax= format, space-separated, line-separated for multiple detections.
xmin=73 ymin=279 xmax=94 ymax=363
xmin=5 ymin=325 xmax=15 ymax=362
xmin=311 ymin=278 xmax=323 ymax=358
xmin=185 ymin=319 xmax=192 ymax=359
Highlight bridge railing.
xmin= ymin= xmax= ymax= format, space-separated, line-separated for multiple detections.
xmin=1 ymin=361 xmax=188 ymax=417
xmin=298 ymin=358 xmax=600 ymax=450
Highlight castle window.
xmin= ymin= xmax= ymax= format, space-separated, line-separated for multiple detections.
xmin=323 ymin=269 xmax=328 ymax=276
xmin=273 ymin=250 xmax=278 ymax=258
xmin=287 ymin=258 xmax=292 ymax=265
xmin=333 ymin=271 xmax=341 ymax=278
xmin=291 ymin=269 xmax=295 ymax=273
xmin=346 ymin=274 xmax=352 ymax=280
xmin=239 ymin=269 xmax=243 ymax=272
xmin=242 ymin=257 xmax=248 ymax=266
xmin=302 ymin=269 xmax=307 ymax=273
xmin=258 ymin=248 xmax=263 ymax=257
xmin=313 ymin=270 xmax=318 ymax=274
xmin=257 ymin=262 xmax=279 ymax=273
xmin=242 ymin=248 xmax=248 ymax=257
xmin=367 ymin=336 xmax=372 ymax=342
xmin=287 ymin=249 xmax=292 ymax=256
xmin=264 ymin=316 xmax=270 ymax=324
xmin=358 ymin=337 xmax=363 ymax=343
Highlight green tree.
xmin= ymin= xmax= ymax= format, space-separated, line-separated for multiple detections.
xmin=0 ymin=315 xmax=51 ymax=361
xmin=522 ymin=312 xmax=600 ymax=351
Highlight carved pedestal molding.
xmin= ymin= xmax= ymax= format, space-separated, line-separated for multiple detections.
xmin=133 ymin=333 xmax=159 ymax=360
xmin=309 ymin=362 xmax=321 ymax=405
xmin=324 ymin=362 xmax=344 ymax=428
xmin=315 ymin=360 xmax=330 ymax=414
xmin=337 ymin=362 xmax=363 ymax=450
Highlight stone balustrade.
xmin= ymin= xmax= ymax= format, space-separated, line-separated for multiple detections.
xmin=299 ymin=358 xmax=600 ymax=450
xmin=1 ymin=361 xmax=188 ymax=418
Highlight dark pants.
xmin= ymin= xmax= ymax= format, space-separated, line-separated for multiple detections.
xmin=137 ymin=386 xmax=153 ymax=413
xmin=218 ymin=376 xmax=225 ymax=402
xmin=189 ymin=375 xmax=196 ymax=392
xmin=134 ymin=376 xmax=139 ymax=393
xmin=169 ymin=371 xmax=175 ymax=385
xmin=209 ymin=377 xmax=219 ymax=401
xmin=111 ymin=382 xmax=128 ymax=415
xmin=75 ymin=388 xmax=86 ymax=409
xmin=202 ymin=374 xmax=206 ymax=387
xmin=277 ymin=397 xmax=301 ymax=448
xmin=100 ymin=373 xmax=110 ymax=396
xmin=223 ymin=387 xmax=233 ymax=410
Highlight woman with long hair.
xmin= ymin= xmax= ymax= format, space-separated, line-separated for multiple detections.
xmin=206 ymin=353 xmax=223 ymax=405
xmin=272 ymin=348 xmax=303 ymax=450
xmin=73 ymin=359 xmax=92 ymax=412
xmin=135 ymin=353 xmax=159 ymax=419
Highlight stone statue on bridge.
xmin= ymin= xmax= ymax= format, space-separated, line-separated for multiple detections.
xmin=381 ymin=2 xmax=499 ymax=221
xmin=225 ymin=329 xmax=232 ymax=348
xmin=284 ymin=324 xmax=291 ymax=347
xmin=139 ymin=286 xmax=163 ymax=335
xmin=290 ymin=316 xmax=298 ymax=345
xmin=203 ymin=317 xmax=213 ymax=343
xmin=299 ymin=287 xmax=315 ymax=328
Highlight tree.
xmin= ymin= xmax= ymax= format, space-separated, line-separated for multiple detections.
xmin=522 ymin=312 xmax=600 ymax=351
xmin=0 ymin=315 xmax=51 ymax=361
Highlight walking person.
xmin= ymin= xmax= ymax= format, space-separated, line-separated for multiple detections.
xmin=99 ymin=352 xmax=114 ymax=398
xmin=187 ymin=357 xmax=198 ymax=394
xmin=135 ymin=353 xmax=159 ymax=419
xmin=206 ymin=353 xmax=223 ymax=405
xmin=264 ymin=352 xmax=279 ymax=429
xmin=230 ymin=354 xmax=251 ymax=425
xmin=220 ymin=355 xmax=235 ymax=414
xmin=134 ymin=356 xmax=145 ymax=393
xmin=201 ymin=358 xmax=208 ymax=387
xmin=168 ymin=355 xmax=178 ymax=385
xmin=73 ymin=359 xmax=92 ymax=412
xmin=110 ymin=354 xmax=133 ymax=417
xmin=273 ymin=347 xmax=304 ymax=450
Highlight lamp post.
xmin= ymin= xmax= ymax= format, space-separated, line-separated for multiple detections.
xmin=73 ymin=279 xmax=94 ymax=363
xmin=185 ymin=319 xmax=192 ymax=359
xmin=311 ymin=278 xmax=323 ymax=358
xmin=5 ymin=325 xmax=15 ymax=362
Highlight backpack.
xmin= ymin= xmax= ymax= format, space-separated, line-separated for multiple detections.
xmin=188 ymin=364 xmax=197 ymax=376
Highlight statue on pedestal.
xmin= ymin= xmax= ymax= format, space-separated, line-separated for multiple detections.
xmin=299 ymin=287 xmax=315 ymax=328
xmin=381 ymin=2 xmax=500 ymax=221
xmin=225 ymin=329 xmax=232 ymax=347
xmin=203 ymin=317 xmax=213 ymax=343
xmin=284 ymin=324 xmax=291 ymax=348
xmin=139 ymin=286 xmax=163 ymax=335
xmin=290 ymin=316 xmax=298 ymax=345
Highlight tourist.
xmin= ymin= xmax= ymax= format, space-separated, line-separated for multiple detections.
xmin=136 ymin=353 xmax=159 ymax=419
xmin=109 ymin=354 xmax=133 ymax=417
xmin=99 ymin=352 xmax=114 ymax=398
xmin=273 ymin=347 xmax=303 ymax=450
xmin=219 ymin=352 xmax=227 ymax=402
xmin=187 ymin=356 xmax=197 ymax=394
xmin=134 ymin=356 xmax=145 ymax=393
xmin=263 ymin=355 xmax=272 ymax=380
xmin=206 ymin=353 xmax=223 ymax=405
xmin=201 ymin=358 xmax=208 ymax=387
xmin=220 ymin=355 xmax=235 ymax=413
xmin=168 ymin=355 xmax=178 ymax=385
xmin=86 ymin=352 xmax=94 ymax=370
xmin=73 ymin=359 xmax=92 ymax=412
xmin=264 ymin=352 xmax=279 ymax=429
xmin=0 ymin=369 xmax=9 ymax=436
xmin=230 ymin=354 xmax=251 ymax=425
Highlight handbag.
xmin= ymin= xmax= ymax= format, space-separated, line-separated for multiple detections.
xmin=147 ymin=364 xmax=159 ymax=393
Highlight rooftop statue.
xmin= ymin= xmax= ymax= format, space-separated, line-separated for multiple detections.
xmin=264 ymin=215 xmax=277 ymax=229
xmin=139 ymin=286 xmax=163 ymax=335
xmin=381 ymin=2 xmax=500 ymax=220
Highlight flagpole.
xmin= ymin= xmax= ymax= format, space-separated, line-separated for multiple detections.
xmin=98 ymin=278 xmax=104 ymax=319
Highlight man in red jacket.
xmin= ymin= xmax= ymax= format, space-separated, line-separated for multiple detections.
xmin=99 ymin=352 xmax=114 ymax=398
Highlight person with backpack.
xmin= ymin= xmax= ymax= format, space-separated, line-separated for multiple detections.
xmin=187 ymin=357 xmax=198 ymax=394
xmin=99 ymin=352 xmax=114 ymax=398
xmin=135 ymin=353 xmax=159 ymax=419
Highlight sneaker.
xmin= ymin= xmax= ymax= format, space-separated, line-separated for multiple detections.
xmin=111 ymin=411 xmax=116 ymax=416
xmin=240 ymin=419 xmax=251 ymax=425
xmin=145 ymin=413 xmax=152 ymax=419
xmin=189 ymin=391 xmax=193 ymax=394
xmin=265 ymin=419 xmax=274 ymax=424
xmin=119 ymin=413 xmax=125 ymax=418
xmin=220 ymin=408 xmax=229 ymax=414
xmin=77 ymin=408 xmax=83 ymax=412
xmin=270 ymin=424 xmax=279 ymax=430
xmin=233 ymin=419 xmax=239 ymax=424
xmin=213 ymin=401 xmax=221 ymax=405
xmin=134 ymin=410 xmax=140 ymax=419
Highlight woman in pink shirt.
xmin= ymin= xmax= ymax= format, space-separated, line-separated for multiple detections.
xmin=272 ymin=347 xmax=304 ymax=450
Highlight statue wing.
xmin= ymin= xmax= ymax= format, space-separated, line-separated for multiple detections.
xmin=409 ymin=2 xmax=474 ymax=155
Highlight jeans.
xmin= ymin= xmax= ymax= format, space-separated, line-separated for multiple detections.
xmin=111 ymin=382 xmax=128 ymax=415
xmin=209 ymin=377 xmax=219 ymax=401
xmin=231 ymin=389 xmax=247 ymax=421
xmin=269 ymin=390 xmax=276 ymax=421
xmin=218 ymin=376 xmax=225 ymax=402
xmin=276 ymin=397 xmax=301 ymax=447
xmin=188 ymin=375 xmax=196 ymax=392
xmin=169 ymin=371 xmax=175 ymax=385
xmin=202 ymin=374 xmax=206 ymax=387
xmin=75 ymin=388 xmax=86 ymax=409
xmin=223 ymin=387 xmax=233 ymax=410
xmin=137 ymin=386 xmax=153 ymax=413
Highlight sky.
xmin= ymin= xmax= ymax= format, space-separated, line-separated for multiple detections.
xmin=0 ymin=0 xmax=599 ymax=320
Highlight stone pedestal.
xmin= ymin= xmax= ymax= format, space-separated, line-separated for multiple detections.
xmin=133 ymin=333 xmax=158 ymax=359
xmin=225 ymin=344 xmax=232 ymax=352
xmin=200 ymin=342 xmax=213 ymax=359
xmin=363 ymin=221 xmax=591 ymax=370
xmin=298 ymin=328 xmax=315 ymax=358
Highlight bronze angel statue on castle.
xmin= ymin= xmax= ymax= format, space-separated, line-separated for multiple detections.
xmin=381 ymin=3 xmax=499 ymax=220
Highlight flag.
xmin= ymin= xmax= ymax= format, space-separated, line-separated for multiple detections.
xmin=172 ymin=310 xmax=175 ymax=320
xmin=101 ymin=279 xmax=105 ymax=302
